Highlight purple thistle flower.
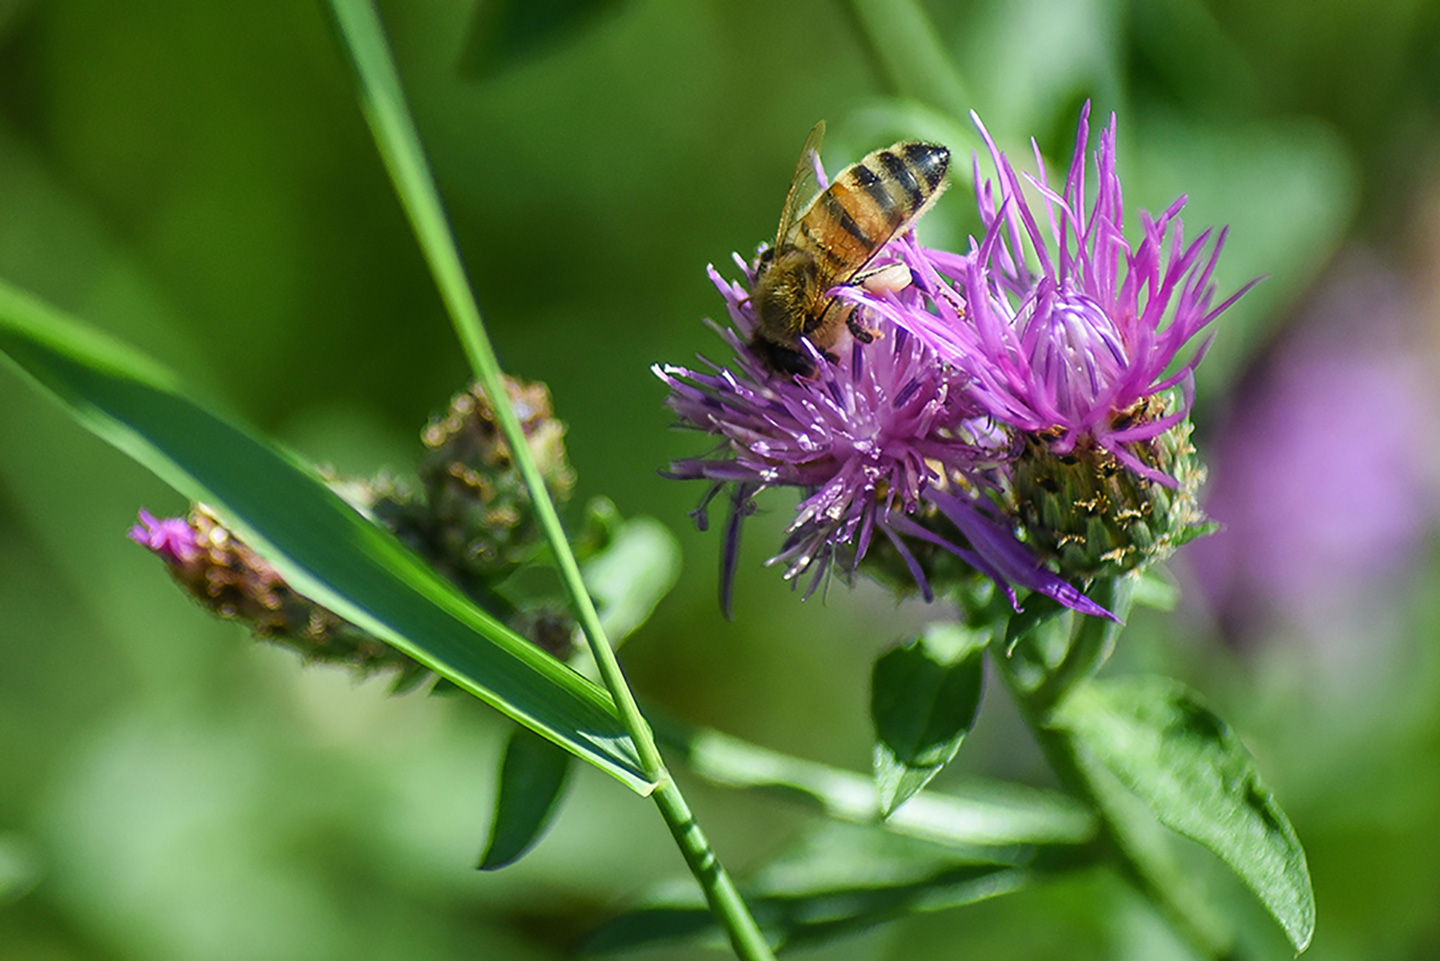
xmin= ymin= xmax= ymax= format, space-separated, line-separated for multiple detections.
xmin=880 ymin=104 xmax=1255 ymax=486
xmin=128 ymin=508 xmax=201 ymax=564
xmin=657 ymin=257 xmax=1115 ymax=621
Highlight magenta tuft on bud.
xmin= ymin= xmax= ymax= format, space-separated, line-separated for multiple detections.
xmin=129 ymin=509 xmax=201 ymax=565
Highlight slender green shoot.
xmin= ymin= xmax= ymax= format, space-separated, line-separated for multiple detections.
xmin=321 ymin=2 xmax=776 ymax=958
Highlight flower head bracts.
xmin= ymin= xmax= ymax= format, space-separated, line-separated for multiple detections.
xmin=887 ymin=104 xmax=1255 ymax=486
xmin=658 ymin=261 xmax=1116 ymax=621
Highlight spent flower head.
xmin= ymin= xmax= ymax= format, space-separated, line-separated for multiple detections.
xmin=130 ymin=505 xmax=428 ymax=684
xmin=128 ymin=374 xmax=589 ymax=680
xmin=373 ymin=377 xmax=576 ymax=587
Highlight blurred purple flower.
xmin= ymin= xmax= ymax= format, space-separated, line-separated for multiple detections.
xmin=876 ymin=104 xmax=1253 ymax=485
xmin=128 ymin=509 xmax=200 ymax=564
xmin=1190 ymin=254 xmax=1440 ymax=637
xmin=657 ymin=258 xmax=1114 ymax=621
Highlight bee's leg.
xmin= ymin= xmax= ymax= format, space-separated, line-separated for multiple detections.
xmin=846 ymin=311 xmax=878 ymax=343
xmin=857 ymin=263 xmax=913 ymax=295
xmin=844 ymin=263 xmax=916 ymax=343
xmin=830 ymin=298 xmax=881 ymax=345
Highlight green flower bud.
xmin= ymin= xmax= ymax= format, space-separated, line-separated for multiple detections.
xmin=1008 ymin=406 xmax=1212 ymax=580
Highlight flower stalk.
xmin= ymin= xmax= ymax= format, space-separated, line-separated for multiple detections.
xmin=323 ymin=2 xmax=777 ymax=958
xmin=1026 ymin=577 xmax=1130 ymax=715
xmin=994 ymin=645 xmax=1232 ymax=960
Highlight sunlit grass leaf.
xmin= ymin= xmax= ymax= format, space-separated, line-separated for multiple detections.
xmin=0 ymin=279 xmax=653 ymax=794
xmin=479 ymin=727 xmax=574 ymax=870
xmin=654 ymin=715 xmax=1095 ymax=849
xmin=458 ymin=0 xmax=626 ymax=78
xmin=871 ymin=622 xmax=987 ymax=815
xmin=583 ymin=823 xmax=1068 ymax=954
xmin=1054 ymin=675 xmax=1314 ymax=952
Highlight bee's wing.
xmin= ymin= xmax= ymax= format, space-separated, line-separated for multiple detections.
xmin=772 ymin=120 xmax=826 ymax=251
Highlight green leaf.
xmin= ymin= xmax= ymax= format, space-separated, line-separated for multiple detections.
xmin=1003 ymin=592 xmax=1066 ymax=652
xmin=582 ymin=515 xmax=680 ymax=646
xmin=583 ymin=823 xmax=1058 ymax=954
xmin=653 ymin=715 xmax=1095 ymax=849
xmin=871 ymin=623 xmax=987 ymax=815
xmin=1053 ymin=676 xmax=1314 ymax=952
xmin=1131 ymin=567 xmax=1181 ymax=612
xmin=479 ymin=727 xmax=574 ymax=870
xmin=0 ymin=279 xmax=653 ymax=795
xmin=458 ymin=0 xmax=626 ymax=79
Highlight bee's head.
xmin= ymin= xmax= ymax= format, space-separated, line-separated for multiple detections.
xmin=754 ymin=245 xmax=775 ymax=275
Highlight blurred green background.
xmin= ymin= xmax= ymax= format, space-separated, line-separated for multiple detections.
xmin=2 ymin=0 xmax=1439 ymax=958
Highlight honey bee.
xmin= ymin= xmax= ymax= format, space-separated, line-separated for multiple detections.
xmin=750 ymin=122 xmax=950 ymax=376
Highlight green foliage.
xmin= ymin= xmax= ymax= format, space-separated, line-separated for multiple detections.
xmin=480 ymin=508 xmax=680 ymax=869
xmin=871 ymin=622 xmax=987 ymax=815
xmin=1054 ymin=676 xmax=1315 ymax=952
xmin=584 ymin=822 xmax=1080 ymax=955
xmin=478 ymin=727 xmax=574 ymax=870
xmin=655 ymin=715 xmax=1096 ymax=849
xmin=0 ymin=278 xmax=652 ymax=793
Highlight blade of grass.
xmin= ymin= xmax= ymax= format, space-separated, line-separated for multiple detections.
xmin=322 ymin=3 xmax=776 ymax=958
xmin=0 ymin=278 xmax=651 ymax=791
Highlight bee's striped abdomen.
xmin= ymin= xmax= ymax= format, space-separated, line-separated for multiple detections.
xmin=860 ymin=142 xmax=948 ymax=222
xmin=791 ymin=141 xmax=950 ymax=281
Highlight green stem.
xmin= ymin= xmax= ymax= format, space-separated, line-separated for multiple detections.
xmin=650 ymin=781 xmax=779 ymax=959
xmin=1028 ymin=578 xmax=1130 ymax=715
xmin=845 ymin=0 xmax=970 ymax=118
xmin=995 ymin=650 xmax=1230 ymax=959
xmin=323 ymin=3 xmax=775 ymax=958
